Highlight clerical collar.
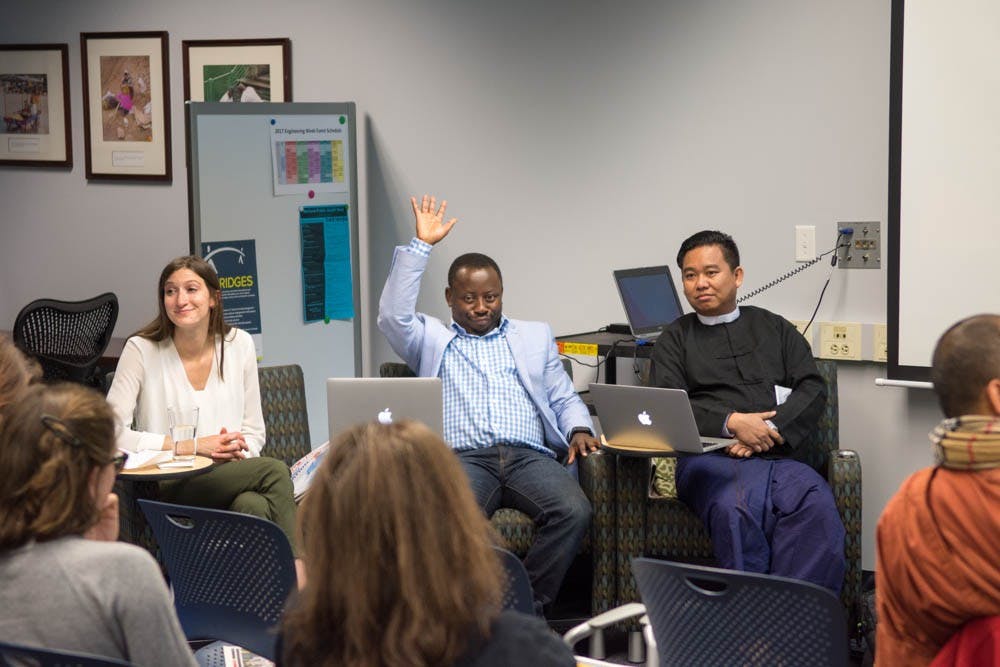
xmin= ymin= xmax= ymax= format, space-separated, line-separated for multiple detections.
xmin=696 ymin=307 xmax=740 ymax=326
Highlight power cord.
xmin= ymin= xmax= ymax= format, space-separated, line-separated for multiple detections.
xmin=738 ymin=231 xmax=852 ymax=336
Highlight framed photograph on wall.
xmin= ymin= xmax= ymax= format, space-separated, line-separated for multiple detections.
xmin=0 ymin=44 xmax=72 ymax=167
xmin=81 ymin=31 xmax=171 ymax=181
xmin=182 ymin=38 xmax=291 ymax=102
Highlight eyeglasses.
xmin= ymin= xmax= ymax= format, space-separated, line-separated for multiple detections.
xmin=40 ymin=414 xmax=127 ymax=471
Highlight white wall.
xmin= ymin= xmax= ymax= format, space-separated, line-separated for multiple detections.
xmin=0 ymin=0 xmax=936 ymax=568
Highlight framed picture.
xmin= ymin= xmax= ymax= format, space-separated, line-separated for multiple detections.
xmin=0 ymin=44 xmax=72 ymax=167
xmin=81 ymin=31 xmax=171 ymax=181
xmin=182 ymin=38 xmax=291 ymax=103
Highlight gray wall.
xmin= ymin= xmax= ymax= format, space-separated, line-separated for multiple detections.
xmin=0 ymin=0 xmax=936 ymax=569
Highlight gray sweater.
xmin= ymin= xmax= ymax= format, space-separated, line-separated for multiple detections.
xmin=0 ymin=536 xmax=196 ymax=667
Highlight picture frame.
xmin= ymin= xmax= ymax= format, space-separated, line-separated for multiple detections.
xmin=0 ymin=44 xmax=72 ymax=167
xmin=182 ymin=38 xmax=291 ymax=103
xmin=81 ymin=31 xmax=171 ymax=181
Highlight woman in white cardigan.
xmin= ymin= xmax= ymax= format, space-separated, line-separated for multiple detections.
xmin=107 ymin=255 xmax=297 ymax=551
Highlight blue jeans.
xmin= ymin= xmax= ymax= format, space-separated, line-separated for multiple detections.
xmin=457 ymin=445 xmax=592 ymax=610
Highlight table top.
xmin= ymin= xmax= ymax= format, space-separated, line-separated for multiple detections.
xmin=117 ymin=455 xmax=214 ymax=481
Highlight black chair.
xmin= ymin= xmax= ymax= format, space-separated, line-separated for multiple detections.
xmin=494 ymin=545 xmax=535 ymax=616
xmin=12 ymin=292 xmax=118 ymax=386
xmin=137 ymin=500 xmax=296 ymax=662
xmin=0 ymin=641 xmax=133 ymax=666
xmin=632 ymin=558 xmax=848 ymax=667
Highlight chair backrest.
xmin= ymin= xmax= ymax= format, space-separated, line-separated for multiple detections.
xmin=258 ymin=364 xmax=311 ymax=465
xmin=12 ymin=292 xmax=118 ymax=385
xmin=137 ymin=499 xmax=296 ymax=660
xmin=0 ymin=641 xmax=133 ymax=666
xmin=632 ymin=558 xmax=847 ymax=667
xmin=493 ymin=546 xmax=535 ymax=615
xmin=798 ymin=358 xmax=839 ymax=473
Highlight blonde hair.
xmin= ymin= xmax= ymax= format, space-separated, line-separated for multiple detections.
xmin=0 ymin=334 xmax=40 ymax=416
xmin=281 ymin=421 xmax=504 ymax=667
xmin=0 ymin=383 xmax=116 ymax=550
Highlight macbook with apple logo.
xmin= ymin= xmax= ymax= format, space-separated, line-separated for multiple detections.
xmin=588 ymin=383 xmax=734 ymax=454
xmin=327 ymin=376 xmax=443 ymax=441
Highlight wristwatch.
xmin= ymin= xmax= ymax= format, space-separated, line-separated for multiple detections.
xmin=569 ymin=426 xmax=593 ymax=439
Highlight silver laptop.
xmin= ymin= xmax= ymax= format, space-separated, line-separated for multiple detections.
xmin=613 ymin=265 xmax=685 ymax=339
xmin=327 ymin=377 xmax=443 ymax=440
xmin=589 ymin=383 xmax=735 ymax=454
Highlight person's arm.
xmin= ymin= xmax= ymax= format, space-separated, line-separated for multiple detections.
xmin=114 ymin=550 xmax=199 ymax=667
xmin=236 ymin=330 xmax=265 ymax=457
xmin=540 ymin=329 xmax=599 ymax=463
xmin=769 ymin=320 xmax=827 ymax=449
xmin=377 ymin=195 xmax=458 ymax=370
xmin=106 ymin=338 xmax=170 ymax=453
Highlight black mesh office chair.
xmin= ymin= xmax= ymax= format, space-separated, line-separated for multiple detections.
xmin=12 ymin=292 xmax=118 ymax=386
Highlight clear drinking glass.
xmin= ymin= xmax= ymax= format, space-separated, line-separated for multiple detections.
xmin=167 ymin=406 xmax=199 ymax=461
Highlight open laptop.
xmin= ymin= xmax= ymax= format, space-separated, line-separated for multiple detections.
xmin=613 ymin=265 xmax=685 ymax=339
xmin=589 ymin=383 xmax=735 ymax=454
xmin=326 ymin=377 xmax=443 ymax=440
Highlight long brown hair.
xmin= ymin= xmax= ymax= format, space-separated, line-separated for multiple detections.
xmin=0 ymin=383 xmax=117 ymax=550
xmin=134 ymin=255 xmax=233 ymax=378
xmin=282 ymin=421 xmax=504 ymax=667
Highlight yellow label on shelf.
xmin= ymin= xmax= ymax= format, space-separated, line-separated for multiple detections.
xmin=557 ymin=341 xmax=599 ymax=357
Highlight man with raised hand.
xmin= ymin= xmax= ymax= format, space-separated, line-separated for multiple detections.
xmin=378 ymin=194 xmax=600 ymax=614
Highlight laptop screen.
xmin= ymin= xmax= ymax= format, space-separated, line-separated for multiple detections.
xmin=613 ymin=265 xmax=684 ymax=336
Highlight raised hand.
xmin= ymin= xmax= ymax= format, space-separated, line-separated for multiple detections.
xmin=412 ymin=194 xmax=458 ymax=245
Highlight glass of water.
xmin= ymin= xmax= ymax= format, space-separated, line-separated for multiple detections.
xmin=167 ymin=406 xmax=199 ymax=461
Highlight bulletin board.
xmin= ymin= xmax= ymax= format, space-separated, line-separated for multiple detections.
xmin=187 ymin=102 xmax=360 ymax=446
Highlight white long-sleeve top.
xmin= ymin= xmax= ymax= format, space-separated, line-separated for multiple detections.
xmin=106 ymin=328 xmax=265 ymax=457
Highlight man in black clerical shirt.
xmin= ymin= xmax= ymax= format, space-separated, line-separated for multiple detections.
xmin=649 ymin=230 xmax=846 ymax=593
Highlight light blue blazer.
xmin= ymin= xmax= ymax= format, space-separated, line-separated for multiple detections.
xmin=377 ymin=245 xmax=593 ymax=458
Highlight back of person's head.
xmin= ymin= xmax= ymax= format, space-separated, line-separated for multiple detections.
xmin=931 ymin=314 xmax=1000 ymax=417
xmin=0 ymin=335 xmax=40 ymax=417
xmin=136 ymin=255 xmax=229 ymax=341
xmin=676 ymin=230 xmax=740 ymax=270
xmin=448 ymin=252 xmax=503 ymax=287
xmin=283 ymin=420 xmax=503 ymax=667
xmin=0 ymin=383 xmax=116 ymax=550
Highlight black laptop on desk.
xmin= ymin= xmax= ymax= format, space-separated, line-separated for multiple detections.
xmin=613 ymin=265 xmax=685 ymax=339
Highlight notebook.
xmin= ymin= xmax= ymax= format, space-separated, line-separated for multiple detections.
xmin=613 ymin=265 xmax=685 ymax=338
xmin=326 ymin=377 xmax=443 ymax=440
xmin=589 ymin=383 xmax=735 ymax=454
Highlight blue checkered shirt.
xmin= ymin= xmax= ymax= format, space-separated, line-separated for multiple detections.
xmin=441 ymin=317 xmax=551 ymax=457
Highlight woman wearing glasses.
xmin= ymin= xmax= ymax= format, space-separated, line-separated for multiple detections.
xmin=0 ymin=380 xmax=196 ymax=666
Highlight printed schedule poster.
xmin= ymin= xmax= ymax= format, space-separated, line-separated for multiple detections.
xmin=201 ymin=239 xmax=263 ymax=335
xmin=270 ymin=115 xmax=349 ymax=196
xmin=299 ymin=205 xmax=354 ymax=323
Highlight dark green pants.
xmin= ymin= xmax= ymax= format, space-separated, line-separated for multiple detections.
xmin=160 ymin=456 xmax=298 ymax=555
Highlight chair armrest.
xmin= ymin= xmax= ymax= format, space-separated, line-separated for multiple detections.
xmin=828 ymin=448 xmax=863 ymax=621
xmin=563 ymin=602 xmax=647 ymax=648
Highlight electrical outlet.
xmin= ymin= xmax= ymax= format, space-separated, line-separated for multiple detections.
xmin=836 ymin=221 xmax=881 ymax=269
xmin=789 ymin=319 xmax=814 ymax=352
xmin=873 ymin=323 xmax=888 ymax=363
xmin=818 ymin=322 xmax=862 ymax=361
xmin=795 ymin=225 xmax=816 ymax=262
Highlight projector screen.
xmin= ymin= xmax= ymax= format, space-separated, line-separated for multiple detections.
xmin=888 ymin=0 xmax=1000 ymax=381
